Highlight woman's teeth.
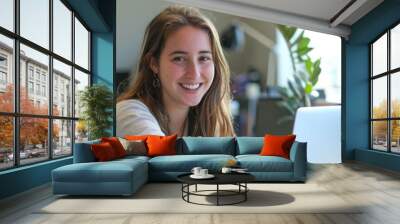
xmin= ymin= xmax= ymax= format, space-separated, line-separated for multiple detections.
xmin=180 ymin=83 xmax=201 ymax=90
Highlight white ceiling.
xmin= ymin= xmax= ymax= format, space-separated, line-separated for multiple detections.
xmin=117 ymin=0 xmax=383 ymax=72
xmin=226 ymin=0 xmax=353 ymax=23
xmin=224 ymin=0 xmax=384 ymax=26
xmin=165 ymin=0 xmax=383 ymax=36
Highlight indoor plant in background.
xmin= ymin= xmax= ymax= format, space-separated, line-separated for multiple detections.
xmin=79 ymin=84 xmax=113 ymax=140
xmin=277 ymin=25 xmax=322 ymax=121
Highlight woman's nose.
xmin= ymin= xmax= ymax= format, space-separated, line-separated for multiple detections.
xmin=185 ymin=60 xmax=200 ymax=78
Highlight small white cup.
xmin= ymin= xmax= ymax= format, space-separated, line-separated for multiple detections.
xmin=221 ymin=167 xmax=232 ymax=174
xmin=200 ymin=169 xmax=208 ymax=176
xmin=191 ymin=167 xmax=202 ymax=176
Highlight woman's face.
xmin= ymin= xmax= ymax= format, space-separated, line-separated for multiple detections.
xmin=153 ymin=25 xmax=215 ymax=108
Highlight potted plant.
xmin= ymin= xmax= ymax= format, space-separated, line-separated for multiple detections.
xmin=277 ymin=25 xmax=322 ymax=121
xmin=79 ymin=84 xmax=113 ymax=140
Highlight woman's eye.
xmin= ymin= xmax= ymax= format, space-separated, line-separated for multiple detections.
xmin=199 ymin=56 xmax=211 ymax=62
xmin=173 ymin=57 xmax=185 ymax=62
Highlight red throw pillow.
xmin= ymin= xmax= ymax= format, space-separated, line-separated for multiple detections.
xmin=91 ymin=142 xmax=118 ymax=161
xmin=101 ymin=137 xmax=126 ymax=158
xmin=260 ymin=134 xmax=296 ymax=159
xmin=146 ymin=134 xmax=177 ymax=157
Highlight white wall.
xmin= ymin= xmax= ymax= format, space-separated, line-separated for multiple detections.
xmin=116 ymin=0 xmax=172 ymax=73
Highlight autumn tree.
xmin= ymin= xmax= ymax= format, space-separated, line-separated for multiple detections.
xmin=0 ymin=84 xmax=60 ymax=151
xmin=372 ymin=99 xmax=400 ymax=143
xmin=372 ymin=100 xmax=387 ymax=139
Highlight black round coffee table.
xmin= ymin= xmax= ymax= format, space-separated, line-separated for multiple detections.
xmin=177 ymin=172 xmax=255 ymax=206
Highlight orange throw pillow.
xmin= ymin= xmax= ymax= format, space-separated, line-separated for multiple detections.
xmin=146 ymin=134 xmax=177 ymax=157
xmin=91 ymin=142 xmax=118 ymax=161
xmin=101 ymin=137 xmax=126 ymax=158
xmin=260 ymin=134 xmax=296 ymax=159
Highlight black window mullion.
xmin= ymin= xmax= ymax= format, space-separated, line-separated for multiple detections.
xmin=17 ymin=36 xmax=91 ymax=74
xmin=370 ymin=45 xmax=373 ymax=149
xmin=49 ymin=0 xmax=53 ymax=160
xmin=387 ymin=29 xmax=391 ymax=152
xmin=71 ymin=10 xmax=76 ymax=155
xmin=369 ymin=26 xmax=400 ymax=153
xmin=0 ymin=0 xmax=90 ymax=171
xmin=13 ymin=0 xmax=20 ymax=167
xmin=88 ymin=31 xmax=91 ymax=74
xmin=74 ymin=64 xmax=90 ymax=74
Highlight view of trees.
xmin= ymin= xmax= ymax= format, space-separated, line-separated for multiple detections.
xmin=0 ymin=84 xmax=59 ymax=151
xmin=372 ymin=99 xmax=400 ymax=146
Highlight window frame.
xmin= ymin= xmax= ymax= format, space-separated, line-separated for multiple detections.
xmin=370 ymin=20 xmax=400 ymax=154
xmin=0 ymin=0 xmax=92 ymax=171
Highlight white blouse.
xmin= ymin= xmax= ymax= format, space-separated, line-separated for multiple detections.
xmin=116 ymin=99 xmax=165 ymax=137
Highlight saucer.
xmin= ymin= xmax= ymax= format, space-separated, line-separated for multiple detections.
xmin=190 ymin=174 xmax=215 ymax=179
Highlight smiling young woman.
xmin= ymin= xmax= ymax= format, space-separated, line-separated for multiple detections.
xmin=117 ymin=5 xmax=235 ymax=137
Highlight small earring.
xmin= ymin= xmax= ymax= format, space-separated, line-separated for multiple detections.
xmin=153 ymin=75 xmax=160 ymax=88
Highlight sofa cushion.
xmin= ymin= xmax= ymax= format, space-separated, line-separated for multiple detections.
xmin=236 ymin=155 xmax=293 ymax=172
xmin=114 ymin=155 xmax=150 ymax=164
xmin=178 ymin=137 xmax=236 ymax=155
xmin=148 ymin=154 xmax=235 ymax=172
xmin=236 ymin=137 xmax=263 ymax=155
xmin=53 ymin=158 xmax=148 ymax=183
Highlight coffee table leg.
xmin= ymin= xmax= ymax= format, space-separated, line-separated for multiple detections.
xmin=187 ymin=184 xmax=190 ymax=202
xmin=195 ymin=184 xmax=197 ymax=192
xmin=217 ymin=184 xmax=219 ymax=206
xmin=245 ymin=183 xmax=247 ymax=201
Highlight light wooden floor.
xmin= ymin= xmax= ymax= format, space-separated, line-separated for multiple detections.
xmin=1 ymin=162 xmax=400 ymax=224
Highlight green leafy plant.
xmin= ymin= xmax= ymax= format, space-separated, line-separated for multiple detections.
xmin=79 ymin=84 xmax=113 ymax=140
xmin=277 ymin=25 xmax=322 ymax=118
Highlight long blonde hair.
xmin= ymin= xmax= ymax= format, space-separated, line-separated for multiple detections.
xmin=117 ymin=5 xmax=235 ymax=137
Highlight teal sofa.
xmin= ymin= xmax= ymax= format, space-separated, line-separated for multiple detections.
xmin=52 ymin=137 xmax=307 ymax=196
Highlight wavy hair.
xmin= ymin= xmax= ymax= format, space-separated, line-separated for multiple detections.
xmin=117 ymin=5 xmax=235 ymax=136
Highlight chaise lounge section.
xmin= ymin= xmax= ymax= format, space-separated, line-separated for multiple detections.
xmin=52 ymin=137 xmax=307 ymax=196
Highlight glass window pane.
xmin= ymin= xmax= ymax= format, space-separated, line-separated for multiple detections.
xmin=75 ymin=120 xmax=88 ymax=143
xmin=391 ymin=120 xmax=400 ymax=153
xmin=372 ymin=77 xmax=387 ymax=119
xmin=372 ymin=121 xmax=388 ymax=151
xmin=53 ymin=119 xmax=72 ymax=158
xmin=391 ymin=72 xmax=400 ymax=118
xmin=0 ymin=0 xmax=14 ymax=31
xmin=372 ymin=33 xmax=387 ymax=76
xmin=0 ymin=34 xmax=14 ymax=112
xmin=20 ymin=44 xmax=49 ymax=115
xmin=53 ymin=59 xmax=72 ymax=117
xmin=391 ymin=24 xmax=400 ymax=70
xmin=74 ymin=18 xmax=89 ymax=70
xmin=74 ymin=69 xmax=89 ymax=118
xmin=20 ymin=0 xmax=49 ymax=49
xmin=0 ymin=116 xmax=14 ymax=170
xmin=20 ymin=117 xmax=49 ymax=165
xmin=53 ymin=0 xmax=72 ymax=60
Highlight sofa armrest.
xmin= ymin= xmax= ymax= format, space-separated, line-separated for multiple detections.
xmin=289 ymin=141 xmax=307 ymax=181
xmin=73 ymin=140 xmax=100 ymax=163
